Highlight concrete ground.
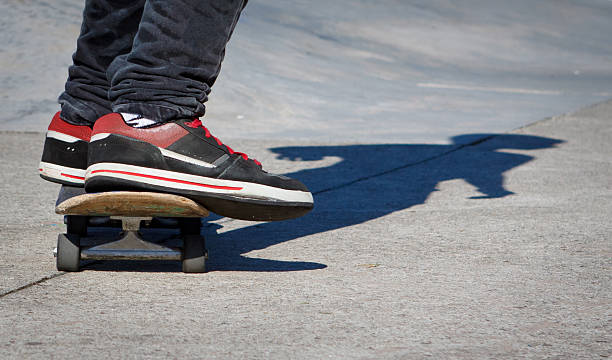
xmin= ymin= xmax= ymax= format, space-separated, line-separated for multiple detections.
xmin=0 ymin=100 xmax=610 ymax=358
xmin=1 ymin=0 xmax=611 ymax=358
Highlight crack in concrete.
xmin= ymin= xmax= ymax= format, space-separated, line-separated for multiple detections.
xmin=0 ymin=273 xmax=66 ymax=299
xmin=312 ymin=135 xmax=496 ymax=196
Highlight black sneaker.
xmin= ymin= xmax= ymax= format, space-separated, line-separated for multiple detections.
xmin=39 ymin=112 xmax=91 ymax=187
xmin=84 ymin=113 xmax=313 ymax=221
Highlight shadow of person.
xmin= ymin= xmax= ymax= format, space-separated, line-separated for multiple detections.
xmin=206 ymin=133 xmax=563 ymax=272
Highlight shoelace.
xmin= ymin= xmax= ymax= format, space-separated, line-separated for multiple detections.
xmin=185 ymin=119 xmax=261 ymax=166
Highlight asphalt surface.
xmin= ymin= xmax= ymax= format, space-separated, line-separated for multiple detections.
xmin=1 ymin=101 xmax=610 ymax=358
xmin=1 ymin=0 xmax=611 ymax=358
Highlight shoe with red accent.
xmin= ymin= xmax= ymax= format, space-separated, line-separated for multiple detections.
xmin=39 ymin=112 xmax=92 ymax=186
xmin=84 ymin=113 xmax=313 ymax=221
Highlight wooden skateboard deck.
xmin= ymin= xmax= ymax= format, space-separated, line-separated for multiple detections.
xmin=54 ymin=186 xmax=209 ymax=273
xmin=56 ymin=191 xmax=209 ymax=218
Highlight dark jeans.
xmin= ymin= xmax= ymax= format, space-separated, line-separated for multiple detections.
xmin=59 ymin=0 xmax=247 ymax=126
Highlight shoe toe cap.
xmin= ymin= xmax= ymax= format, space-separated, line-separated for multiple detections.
xmin=223 ymin=159 xmax=311 ymax=195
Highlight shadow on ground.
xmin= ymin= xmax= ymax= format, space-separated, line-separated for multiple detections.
xmin=87 ymin=133 xmax=563 ymax=273
xmin=206 ymin=133 xmax=563 ymax=272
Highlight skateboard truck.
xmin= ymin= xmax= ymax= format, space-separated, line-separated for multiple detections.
xmin=80 ymin=217 xmax=182 ymax=261
xmin=55 ymin=188 xmax=210 ymax=273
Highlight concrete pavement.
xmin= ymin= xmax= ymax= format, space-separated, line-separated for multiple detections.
xmin=1 ymin=0 xmax=611 ymax=357
xmin=0 ymin=100 xmax=610 ymax=358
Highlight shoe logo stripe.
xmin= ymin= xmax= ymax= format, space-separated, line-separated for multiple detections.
xmin=159 ymin=148 xmax=216 ymax=168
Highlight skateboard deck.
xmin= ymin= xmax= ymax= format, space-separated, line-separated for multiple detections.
xmin=56 ymin=191 xmax=209 ymax=218
xmin=54 ymin=186 xmax=209 ymax=273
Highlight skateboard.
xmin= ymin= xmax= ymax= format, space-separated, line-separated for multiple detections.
xmin=54 ymin=186 xmax=209 ymax=273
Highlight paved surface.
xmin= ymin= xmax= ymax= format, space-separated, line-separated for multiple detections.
xmin=2 ymin=0 xmax=612 ymax=143
xmin=1 ymin=101 xmax=610 ymax=358
xmin=1 ymin=0 xmax=611 ymax=358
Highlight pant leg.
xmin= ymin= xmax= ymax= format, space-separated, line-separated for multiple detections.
xmin=107 ymin=0 xmax=247 ymax=122
xmin=59 ymin=0 xmax=145 ymax=125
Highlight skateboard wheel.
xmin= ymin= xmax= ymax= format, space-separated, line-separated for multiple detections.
xmin=66 ymin=215 xmax=88 ymax=236
xmin=182 ymin=234 xmax=206 ymax=273
xmin=56 ymin=233 xmax=81 ymax=271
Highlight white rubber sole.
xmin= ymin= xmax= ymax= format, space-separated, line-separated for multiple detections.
xmin=85 ymin=162 xmax=314 ymax=204
xmin=39 ymin=161 xmax=86 ymax=186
